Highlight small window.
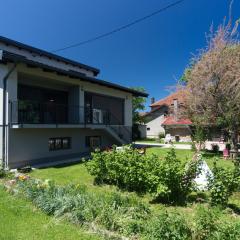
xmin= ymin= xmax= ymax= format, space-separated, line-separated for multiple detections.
xmin=62 ymin=137 xmax=71 ymax=149
xmin=55 ymin=138 xmax=62 ymax=150
xmin=48 ymin=138 xmax=55 ymax=151
xmin=85 ymin=136 xmax=101 ymax=149
xmin=49 ymin=137 xmax=71 ymax=151
xmin=147 ymin=128 xmax=150 ymax=131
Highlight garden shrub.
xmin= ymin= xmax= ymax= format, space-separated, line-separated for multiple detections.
xmin=211 ymin=144 xmax=219 ymax=153
xmin=86 ymin=146 xmax=160 ymax=193
xmin=193 ymin=205 xmax=220 ymax=240
xmin=0 ymin=169 xmax=5 ymax=179
xmin=87 ymin=146 xmax=202 ymax=203
xmin=208 ymin=158 xmax=240 ymax=207
xmin=215 ymin=221 xmax=240 ymax=240
xmin=0 ymin=162 xmax=5 ymax=178
xmin=144 ymin=211 xmax=192 ymax=240
xmin=193 ymin=205 xmax=240 ymax=240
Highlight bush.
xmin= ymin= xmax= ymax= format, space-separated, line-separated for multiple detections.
xmin=87 ymin=146 xmax=202 ymax=203
xmin=0 ymin=162 xmax=5 ymax=178
xmin=194 ymin=206 xmax=220 ymax=240
xmin=158 ymin=132 xmax=165 ymax=140
xmin=0 ymin=169 xmax=5 ymax=179
xmin=144 ymin=211 xmax=192 ymax=240
xmin=216 ymin=221 xmax=240 ymax=240
xmin=208 ymin=158 xmax=240 ymax=207
xmin=86 ymin=146 xmax=159 ymax=193
xmin=193 ymin=205 xmax=240 ymax=240
xmin=211 ymin=144 xmax=219 ymax=153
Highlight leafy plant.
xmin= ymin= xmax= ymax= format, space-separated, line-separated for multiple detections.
xmin=144 ymin=211 xmax=192 ymax=240
xmin=87 ymin=146 xmax=202 ymax=204
xmin=158 ymin=132 xmax=165 ymax=140
xmin=14 ymin=178 xmax=150 ymax=238
xmin=193 ymin=205 xmax=220 ymax=240
xmin=193 ymin=205 xmax=240 ymax=240
xmin=208 ymin=158 xmax=240 ymax=207
xmin=0 ymin=161 xmax=6 ymax=179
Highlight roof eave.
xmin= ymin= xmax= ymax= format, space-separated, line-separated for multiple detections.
xmin=1 ymin=51 xmax=148 ymax=98
xmin=0 ymin=36 xmax=100 ymax=76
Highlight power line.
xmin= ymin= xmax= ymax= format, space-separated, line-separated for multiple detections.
xmin=52 ymin=0 xmax=185 ymax=53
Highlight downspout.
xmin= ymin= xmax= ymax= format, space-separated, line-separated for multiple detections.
xmin=2 ymin=60 xmax=17 ymax=169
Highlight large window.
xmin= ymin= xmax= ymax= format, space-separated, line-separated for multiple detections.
xmin=49 ymin=137 xmax=71 ymax=151
xmin=85 ymin=92 xmax=124 ymax=125
xmin=18 ymin=84 xmax=69 ymax=124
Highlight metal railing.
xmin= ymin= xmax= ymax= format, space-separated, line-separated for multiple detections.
xmin=10 ymin=100 xmax=110 ymax=125
xmin=10 ymin=100 xmax=132 ymax=143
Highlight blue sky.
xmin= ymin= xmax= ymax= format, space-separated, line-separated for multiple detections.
xmin=0 ymin=0 xmax=239 ymax=109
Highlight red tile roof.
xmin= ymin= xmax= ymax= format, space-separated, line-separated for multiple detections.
xmin=162 ymin=116 xmax=192 ymax=126
xmin=150 ymin=90 xmax=186 ymax=107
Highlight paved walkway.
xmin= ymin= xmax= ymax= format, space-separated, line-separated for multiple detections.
xmin=134 ymin=142 xmax=192 ymax=150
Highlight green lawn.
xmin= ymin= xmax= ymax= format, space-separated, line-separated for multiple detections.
xmin=30 ymin=148 xmax=235 ymax=187
xmin=0 ymin=186 xmax=101 ymax=240
xmin=2 ymin=147 xmax=238 ymax=240
xmin=135 ymin=139 xmax=192 ymax=144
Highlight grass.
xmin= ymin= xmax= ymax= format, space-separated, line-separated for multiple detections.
xmin=135 ymin=139 xmax=192 ymax=145
xmin=0 ymin=186 xmax=101 ymax=240
xmin=2 ymin=147 xmax=239 ymax=239
xmin=29 ymin=147 xmax=240 ymax=217
xmin=147 ymin=147 xmax=235 ymax=170
xmin=30 ymin=148 xmax=235 ymax=188
xmin=147 ymin=147 xmax=193 ymax=162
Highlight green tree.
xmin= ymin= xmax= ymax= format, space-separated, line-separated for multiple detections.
xmin=132 ymin=87 xmax=146 ymax=124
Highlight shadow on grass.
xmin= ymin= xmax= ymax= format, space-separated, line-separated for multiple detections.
xmin=38 ymin=159 xmax=86 ymax=169
xmin=149 ymin=191 xmax=209 ymax=207
xmin=201 ymin=150 xmax=222 ymax=160
xmin=228 ymin=203 xmax=240 ymax=215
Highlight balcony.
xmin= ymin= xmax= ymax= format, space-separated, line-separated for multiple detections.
xmin=10 ymin=100 xmax=111 ymax=126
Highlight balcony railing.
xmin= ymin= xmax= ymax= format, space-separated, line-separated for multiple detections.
xmin=9 ymin=100 xmax=132 ymax=143
xmin=10 ymin=100 xmax=110 ymax=125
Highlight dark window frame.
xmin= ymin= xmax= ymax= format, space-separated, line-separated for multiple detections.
xmin=85 ymin=136 xmax=102 ymax=148
xmin=49 ymin=137 xmax=71 ymax=151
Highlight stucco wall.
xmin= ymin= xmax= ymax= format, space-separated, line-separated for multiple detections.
xmin=8 ymin=128 xmax=118 ymax=168
xmin=1 ymin=54 xmax=134 ymax=167
xmin=145 ymin=108 xmax=167 ymax=138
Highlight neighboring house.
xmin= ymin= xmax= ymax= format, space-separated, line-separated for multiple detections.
xmin=144 ymin=91 xmax=192 ymax=141
xmin=0 ymin=36 xmax=147 ymax=168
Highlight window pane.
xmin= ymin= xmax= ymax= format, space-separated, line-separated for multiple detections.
xmin=55 ymin=138 xmax=62 ymax=149
xmin=62 ymin=138 xmax=71 ymax=149
xmin=49 ymin=138 xmax=55 ymax=151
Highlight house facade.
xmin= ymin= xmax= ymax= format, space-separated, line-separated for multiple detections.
xmin=144 ymin=91 xmax=192 ymax=142
xmin=0 ymin=36 xmax=147 ymax=168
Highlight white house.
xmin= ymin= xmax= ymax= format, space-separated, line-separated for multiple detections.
xmin=144 ymin=91 xmax=192 ymax=141
xmin=0 ymin=36 xmax=147 ymax=168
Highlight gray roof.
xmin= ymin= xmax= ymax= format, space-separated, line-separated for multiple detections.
xmin=0 ymin=36 xmax=100 ymax=76
xmin=1 ymin=50 xmax=148 ymax=97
